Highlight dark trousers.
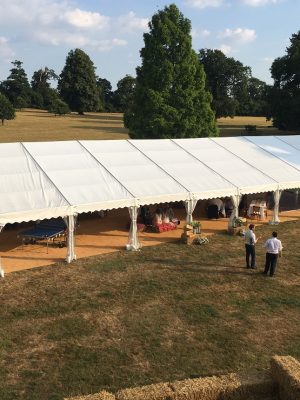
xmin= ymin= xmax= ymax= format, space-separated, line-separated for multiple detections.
xmin=264 ymin=253 xmax=278 ymax=276
xmin=245 ymin=244 xmax=255 ymax=268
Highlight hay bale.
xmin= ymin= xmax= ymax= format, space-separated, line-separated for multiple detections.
xmin=65 ymin=390 xmax=116 ymax=400
xmin=170 ymin=373 xmax=240 ymax=400
xmin=224 ymin=372 xmax=275 ymax=400
xmin=116 ymin=382 xmax=174 ymax=400
xmin=271 ymin=355 xmax=300 ymax=400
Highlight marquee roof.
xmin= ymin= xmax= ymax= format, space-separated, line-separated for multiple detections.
xmin=0 ymin=136 xmax=300 ymax=225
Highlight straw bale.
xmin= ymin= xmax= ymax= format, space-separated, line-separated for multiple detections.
xmin=116 ymin=382 xmax=174 ymax=400
xmin=271 ymin=355 xmax=300 ymax=400
xmin=65 ymin=390 xmax=116 ymax=400
xmin=170 ymin=373 xmax=240 ymax=400
xmin=223 ymin=372 xmax=275 ymax=400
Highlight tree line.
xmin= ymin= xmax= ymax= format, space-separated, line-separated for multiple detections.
xmin=0 ymin=4 xmax=299 ymax=136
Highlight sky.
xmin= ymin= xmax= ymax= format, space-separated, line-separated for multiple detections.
xmin=0 ymin=0 xmax=299 ymax=89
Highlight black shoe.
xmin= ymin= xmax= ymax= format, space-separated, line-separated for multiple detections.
xmin=251 ymin=266 xmax=256 ymax=269
xmin=246 ymin=267 xmax=250 ymax=269
xmin=262 ymin=271 xmax=267 ymax=275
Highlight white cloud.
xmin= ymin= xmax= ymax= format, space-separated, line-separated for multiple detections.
xmin=191 ymin=29 xmax=210 ymax=38
xmin=263 ymin=57 xmax=274 ymax=62
xmin=185 ymin=0 xmax=224 ymax=8
xmin=0 ymin=0 xmax=132 ymax=53
xmin=36 ymin=30 xmax=127 ymax=50
xmin=0 ymin=36 xmax=15 ymax=61
xmin=218 ymin=28 xmax=256 ymax=43
xmin=63 ymin=8 xmax=109 ymax=29
xmin=240 ymin=0 xmax=278 ymax=6
xmin=117 ymin=11 xmax=149 ymax=32
xmin=219 ymin=44 xmax=233 ymax=55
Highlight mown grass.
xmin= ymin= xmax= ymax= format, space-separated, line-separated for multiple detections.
xmin=2 ymin=108 xmax=300 ymax=143
xmin=0 ymin=220 xmax=300 ymax=399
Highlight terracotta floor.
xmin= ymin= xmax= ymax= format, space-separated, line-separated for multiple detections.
xmin=1 ymin=207 xmax=300 ymax=274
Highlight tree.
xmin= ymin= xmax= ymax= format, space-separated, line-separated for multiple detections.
xmin=96 ymin=78 xmax=112 ymax=111
xmin=269 ymin=31 xmax=300 ymax=130
xmin=0 ymin=60 xmax=31 ymax=108
xmin=58 ymin=49 xmax=100 ymax=114
xmin=31 ymin=67 xmax=59 ymax=109
xmin=114 ymin=75 xmax=136 ymax=112
xmin=239 ymin=77 xmax=270 ymax=116
xmin=47 ymin=98 xmax=70 ymax=116
xmin=0 ymin=93 xmax=15 ymax=125
xmin=125 ymin=4 xmax=217 ymax=139
xmin=199 ymin=49 xmax=251 ymax=118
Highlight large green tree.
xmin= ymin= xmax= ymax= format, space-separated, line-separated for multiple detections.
xmin=269 ymin=31 xmax=300 ymax=130
xmin=114 ymin=75 xmax=136 ymax=112
xmin=199 ymin=49 xmax=251 ymax=118
xmin=0 ymin=93 xmax=15 ymax=125
xmin=31 ymin=67 xmax=59 ymax=109
xmin=125 ymin=4 xmax=217 ymax=139
xmin=96 ymin=78 xmax=113 ymax=111
xmin=0 ymin=60 xmax=31 ymax=108
xmin=58 ymin=49 xmax=100 ymax=114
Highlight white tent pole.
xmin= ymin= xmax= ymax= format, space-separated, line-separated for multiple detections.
xmin=0 ymin=224 xmax=4 ymax=278
xmin=228 ymin=194 xmax=242 ymax=228
xmin=271 ymin=188 xmax=282 ymax=225
xmin=185 ymin=198 xmax=197 ymax=224
xmin=66 ymin=215 xmax=76 ymax=263
xmin=127 ymin=206 xmax=140 ymax=251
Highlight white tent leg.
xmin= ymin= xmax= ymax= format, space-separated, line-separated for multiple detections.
xmin=271 ymin=189 xmax=282 ymax=225
xmin=66 ymin=215 xmax=76 ymax=263
xmin=228 ymin=194 xmax=241 ymax=228
xmin=0 ymin=224 xmax=4 ymax=278
xmin=185 ymin=199 xmax=198 ymax=224
xmin=127 ymin=206 xmax=141 ymax=251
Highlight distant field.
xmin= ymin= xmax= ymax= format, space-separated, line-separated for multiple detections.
xmin=1 ymin=108 xmax=297 ymax=143
xmin=0 ymin=109 xmax=129 ymax=143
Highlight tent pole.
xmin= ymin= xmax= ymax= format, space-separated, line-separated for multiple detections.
xmin=270 ymin=189 xmax=282 ymax=225
xmin=228 ymin=194 xmax=241 ymax=228
xmin=127 ymin=206 xmax=141 ymax=251
xmin=185 ymin=199 xmax=197 ymax=224
xmin=66 ymin=215 xmax=76 ymax=263
xmin=0 ymin=225 xmax=4 ymax=278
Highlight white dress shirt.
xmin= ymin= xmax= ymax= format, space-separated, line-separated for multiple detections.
xmin=245 ymin=229 xmax=256 ymax=245
xmin=264 ymin=237 xmax=283 ymax=254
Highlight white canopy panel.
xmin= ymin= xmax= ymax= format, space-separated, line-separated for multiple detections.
xmin=0 ymin=143 xmax=71 ymax=224
xmin=23 ymin=141 xmax=135 ymax=213
xmin=130 ymin=139 xmax=238 ymax=200
xmin=278 ymin=135 xmax=300 ymax=152
xmin=80 ymin=140 xmax=189 ymax=205
xmin=174 ymin=138 xmax=277 ymax=195
xmin=245 ymin=136 xmax=300 ymax=172
xmin=212 ymin=137 xmax=300 ymax=190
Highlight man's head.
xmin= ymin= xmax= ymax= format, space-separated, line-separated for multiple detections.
xmin=272 ymin=231 xmax=278 ymax=237
xmin=249 ymin=224 xmax=255 ymax=230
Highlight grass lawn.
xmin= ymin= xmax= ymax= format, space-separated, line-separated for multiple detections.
xmin=0 ymin=220 xmax=300 ymax=399
xmin=1 ymin=108 xmax=299 ymax=143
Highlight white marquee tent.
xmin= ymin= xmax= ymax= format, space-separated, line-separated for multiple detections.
xmin=0 ymin=136 xmax=300 ymax=267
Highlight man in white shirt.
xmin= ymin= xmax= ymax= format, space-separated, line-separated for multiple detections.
xmin=263 ymin=231 xmax=283 ymax=277
xmin=244 ymin=224 xmax=260 ymax=269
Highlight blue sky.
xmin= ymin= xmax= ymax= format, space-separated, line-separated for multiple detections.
xmin=0 ymin=0 xmax=299 ymax=89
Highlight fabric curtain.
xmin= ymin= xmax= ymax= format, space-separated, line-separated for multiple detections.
xmin=185 ymin=199 xmax=198 ymax=224
xmin=127 ymin=206 xmax=141 ymax=251
xmin=64 ymin=215 xmax=76 ymax=263
xmin=271 ymin=189 xmax=282 ymax=224
xmin=228 ymin=194 xmax=241 ymax=228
